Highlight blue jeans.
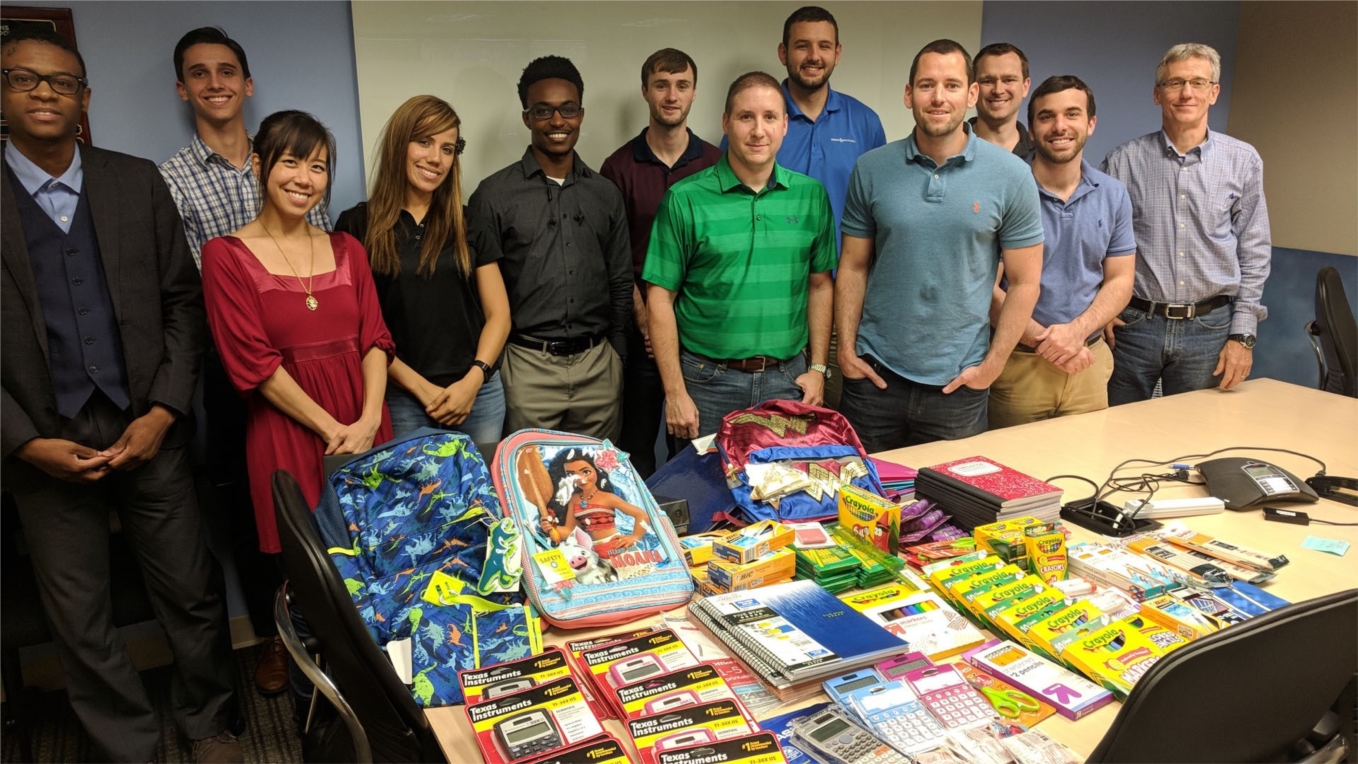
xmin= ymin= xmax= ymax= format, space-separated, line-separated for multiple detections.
xmin=680 ymin=349 xmax=806 ymax=439
xmin=1107 ymin=304 xmax=1233 ymax=406
xmin=385 ymin=372 xmax=506 ymax=450
xmin=838 ymin=355 xmax=988 ymax=453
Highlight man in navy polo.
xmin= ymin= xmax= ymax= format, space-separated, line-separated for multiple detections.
xmin=770 ymin=5 xmax=886 ymax=407
xmin=601 ymin=48 xmax=721 ymax=476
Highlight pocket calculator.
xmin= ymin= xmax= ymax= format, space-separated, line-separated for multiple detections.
xmin=874 ymin=652 xmax=933 ymax=682
xmin=850 ymin=681 xmax=946 ymax=755
xmin=903 ymin=664 xmax=999 ymax=730
xmin=791 ymin=707 xmax=911 ymax=764
xmin=643 ymin=690 xmax=701 ymax=715
xmin=824 ymin=669 xmax=887 ymax=719
xmin=654 ymin=728 xmax=718 ymax=752
xmin=607 ymin=653 xmax=666 ymax=688
xmin=493 ymin=709 xmax=564 ymax=759
xmin=483 ymin=676 xmax=536 ymax=700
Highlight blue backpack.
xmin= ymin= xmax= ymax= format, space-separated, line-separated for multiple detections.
xmin=315 ymin=430 xmax=538 ymax=706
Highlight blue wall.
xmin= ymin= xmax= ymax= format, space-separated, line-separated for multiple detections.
xmin=5 ymin=1 xmax=366 ymax=221
xmin=1256 ymin=249 xmax=1358 ymax=388
xmin=979 ymin=1 xmax=1240 ymax=165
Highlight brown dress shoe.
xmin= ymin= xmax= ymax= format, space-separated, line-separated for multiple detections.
xmin=192 ymin=732 xmax=243 ymax=764
xmin=254 ymin=635 xmax=289 ymax=696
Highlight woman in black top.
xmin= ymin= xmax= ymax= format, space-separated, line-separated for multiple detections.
xmin=337 ymin=95 xmax=510 ymax=447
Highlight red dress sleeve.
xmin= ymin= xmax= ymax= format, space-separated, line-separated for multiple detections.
xmin=337 ymin=232 xmax=396 ymax=362
xmin=201 ymin=237 xmax=285 ymax=394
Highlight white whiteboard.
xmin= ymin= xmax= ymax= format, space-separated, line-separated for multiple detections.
xmin=350 ymin=1 xmax=983 ymax=192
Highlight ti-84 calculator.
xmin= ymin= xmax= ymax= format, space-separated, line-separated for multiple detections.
xmin=903 ymin=664 xmax=999 ymax=730
xmin=791 ymin=707 xmax=911 ymax=764
xmin=850 ymin=681 xmax=946 ymax=755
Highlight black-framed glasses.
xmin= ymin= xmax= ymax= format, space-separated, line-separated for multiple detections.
xmin=523 ymin=102 xmax=581 ymax=121
xmin=2 ymin=67 xmax=87 ymax=96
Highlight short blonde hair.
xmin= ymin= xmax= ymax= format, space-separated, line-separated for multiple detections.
xmin=1156 ymin=43 xmax=1221 ymax=86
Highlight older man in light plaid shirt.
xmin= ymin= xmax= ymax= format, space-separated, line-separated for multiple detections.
xmin=1101 ymin=42 xmax=1270 ymax=404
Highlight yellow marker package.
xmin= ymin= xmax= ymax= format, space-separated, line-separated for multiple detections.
xmin=974 ymin=574 xmax=1051 ymax=627
xmin=945 ymin=563 xmax=1024 ymax=604
xmin=1059 ymin=618 xmax=1166 ymax=700
xmin=993 ymin=590 xmax=1068 ymax=647
xmin=927 ymin=555 xmax=1006 ymax=599
xmin=1024 ymin=601 xmax=1108 ymax=665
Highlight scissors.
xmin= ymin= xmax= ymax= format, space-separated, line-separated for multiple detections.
xmin=980 ymin=685 xmax=1041 ymax=718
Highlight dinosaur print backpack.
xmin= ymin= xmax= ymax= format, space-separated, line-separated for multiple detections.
xmin=314 ymin=429 xmax=540 ymax=707
xmin=491 ymin=430 xmax=694 ymax=629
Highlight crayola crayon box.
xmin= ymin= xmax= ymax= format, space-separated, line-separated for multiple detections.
xmin=972 ymin=516 xmax=1044 ymax=570
xmin=838 ymin=484 xmax=901 ymax=553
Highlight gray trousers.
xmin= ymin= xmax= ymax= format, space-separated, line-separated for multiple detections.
xmin=501 ymin=340 xmax=623 ymax=440
xmin=7 ymin=393 xmax=236 ymax=762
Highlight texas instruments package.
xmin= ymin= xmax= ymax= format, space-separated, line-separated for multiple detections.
xmin=655 ymin=731 xmax=790 ymax=764
xmin=529 ymin=733 xmax=631 ymax=764
xmin=464 ymin=675 xmax=603 ymax=764
xmin=458 ymin=646 xmax=575 ymax=705
xmin=578 ymin=628 xmax=700 ymax=715
xmin=613 ymin=663 xmax=753 ymax=722
xmin=626 ymin=699 xmax=757 ymax=764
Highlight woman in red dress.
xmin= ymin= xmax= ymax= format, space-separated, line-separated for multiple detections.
xmin=202 ymin=110 xmax=394 ymax=554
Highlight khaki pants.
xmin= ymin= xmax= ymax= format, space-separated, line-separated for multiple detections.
xmin=501 ymin=340 xmax=623 ymax=440
xmin=988 ymin=338 xmax=1114 ymax=429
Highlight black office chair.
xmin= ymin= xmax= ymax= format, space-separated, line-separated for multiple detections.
xmin=1306 ymin=266 xmax=1358 ymax=397
xmin=272 ymin=470 xmax=447 ymax=764
xmin=1087 ymin=587 xmax=1358 ymax=763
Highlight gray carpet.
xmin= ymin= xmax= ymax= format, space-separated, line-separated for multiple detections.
xmin=2 ymin=643 xmax=302 ymax=763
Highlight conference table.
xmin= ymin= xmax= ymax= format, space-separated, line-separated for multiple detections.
xmin=426 ymin=378 xmax=1358 ymax=760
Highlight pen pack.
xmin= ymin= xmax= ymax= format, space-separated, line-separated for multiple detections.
xmin=1155 ymin=521 xmax=1289 ymax=572
xmin=492 ymin=431 xmax=693 ymax=629
xmin=1124 ymin=536 xmax=1233 ymax=587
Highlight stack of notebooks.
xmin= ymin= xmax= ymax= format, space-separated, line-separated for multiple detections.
xmin=688 ymin=580 xmax=908 ymax=702
xmin=869 ymin=457 xmax=917 ymax=500
xmin=917 ymin=456 xmax=1063 ymax=530
xmin=792 ymin=545 xmax=860 ymax=593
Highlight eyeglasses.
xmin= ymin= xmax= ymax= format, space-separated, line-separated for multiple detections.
xmin=1158 ymin=78 xmax=1216 ymax=93
xmin=524 ymin=102 xmax=581 ymax=121
xmin=2 ymin=67 xmax=87 ymax=96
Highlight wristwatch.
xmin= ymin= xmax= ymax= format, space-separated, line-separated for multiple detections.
xmin=472 ymin=359 xmax=493 ymax=381
xmin=810 ymin=363 xmax=832 ymax=379
xmin=1228 ymin=334 xmax=1257 ymax=349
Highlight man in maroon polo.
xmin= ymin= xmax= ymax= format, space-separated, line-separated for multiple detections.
xmin=600 ymin=48 xmax=721 ymax=477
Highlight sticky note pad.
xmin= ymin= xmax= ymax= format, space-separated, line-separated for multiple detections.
xmin=1302 ymin=536 xmax=1350 ymax=556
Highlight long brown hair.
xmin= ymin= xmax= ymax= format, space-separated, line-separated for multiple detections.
xmin=365 ymin=95 xmax=470 ymax=278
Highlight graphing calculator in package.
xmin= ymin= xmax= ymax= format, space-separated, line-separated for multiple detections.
xmin=464 ymin=675 xmax=603 ymax=764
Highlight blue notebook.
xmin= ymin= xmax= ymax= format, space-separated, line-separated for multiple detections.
xmin=691 ymin=580 xmax=906 ymax=683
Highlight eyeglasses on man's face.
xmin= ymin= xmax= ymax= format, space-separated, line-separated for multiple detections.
xmin=1158 ymin=78 xmax=1216 ymax=93
xmin=524 ymin=102 xmax=581 ymax=121
xmin=2 ymin=67 xmax=87 ymax=96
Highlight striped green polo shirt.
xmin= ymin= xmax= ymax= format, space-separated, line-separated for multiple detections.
xmin=642 ymin=154 xmax=836 ymax=359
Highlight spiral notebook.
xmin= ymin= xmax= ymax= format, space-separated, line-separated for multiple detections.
xmin=688 ymin=580 xmax=905 ymax=685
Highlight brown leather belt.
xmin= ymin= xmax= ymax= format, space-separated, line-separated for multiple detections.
xmin=1128 ymin=294 xmax=1232 ymax=320
xmin=686 ymin=349 xmax=786 ymax=372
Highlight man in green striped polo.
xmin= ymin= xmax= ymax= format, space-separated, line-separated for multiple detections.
xmin=644 ymin=71 xmax=837 ymax=440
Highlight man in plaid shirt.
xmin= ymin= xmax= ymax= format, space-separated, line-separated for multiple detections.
xmin=158 ymin=26 xmax=330 ymax=700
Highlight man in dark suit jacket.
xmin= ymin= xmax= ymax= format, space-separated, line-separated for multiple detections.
xmin=1 ymin=28 xmax=239 ymax=763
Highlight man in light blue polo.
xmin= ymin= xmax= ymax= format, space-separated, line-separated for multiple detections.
xmin=989 ymin=76 xmax=1135 ymax=428
xmin=835 ymin=40 xmax=1044 ymax=452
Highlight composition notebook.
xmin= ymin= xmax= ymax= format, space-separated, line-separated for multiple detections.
xmin=689 ymin=580 xmax=905 ymax=685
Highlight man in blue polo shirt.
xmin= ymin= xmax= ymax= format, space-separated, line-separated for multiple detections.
xmin=768 ymin=5 xmax=886 ymax=408
xmin=835 ymin=40 xmax=1044 ymax=452
xmin=988 ymin=76 xmax=1135 ymax=428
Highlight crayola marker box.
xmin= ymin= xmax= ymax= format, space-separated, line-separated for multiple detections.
xmin=626 ymin=699 xmax=756 ymax=764
xmin=927 ymin=555 xmax=1006 ymax=599
xmin=973 ymin=574 xmax=1051 ymax=628
xmin=1023 ymin=601 xmax=1108 ymax=665
xmin=1058 ymin=618 xmax=1166 ymax=701
xmin=993 ymin=590 xmax=1068 ymax=648
xmin=963 ymin=639 xmax=1114 ymax=720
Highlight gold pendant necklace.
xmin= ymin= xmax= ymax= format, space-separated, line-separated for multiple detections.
xmin=261 ymin=222 xmax=318 ymax=311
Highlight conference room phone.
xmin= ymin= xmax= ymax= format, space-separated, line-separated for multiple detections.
xmin=1197 ymin=458 xmax=1320 ymax=510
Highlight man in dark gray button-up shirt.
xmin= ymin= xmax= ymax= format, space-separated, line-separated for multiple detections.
xmin=468 ymin=55 xmax=631 ymax=439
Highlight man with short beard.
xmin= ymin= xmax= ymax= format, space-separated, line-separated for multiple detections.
xmin=601 ymin=48 xmax=720 ymax=476
xmin=765 ymin=5 xmax=885 ymax=408
xmin=988 ymin=76 xmax=1135 ymax=427
xmin=834 ymin=40 xmax=1043 ymax=451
